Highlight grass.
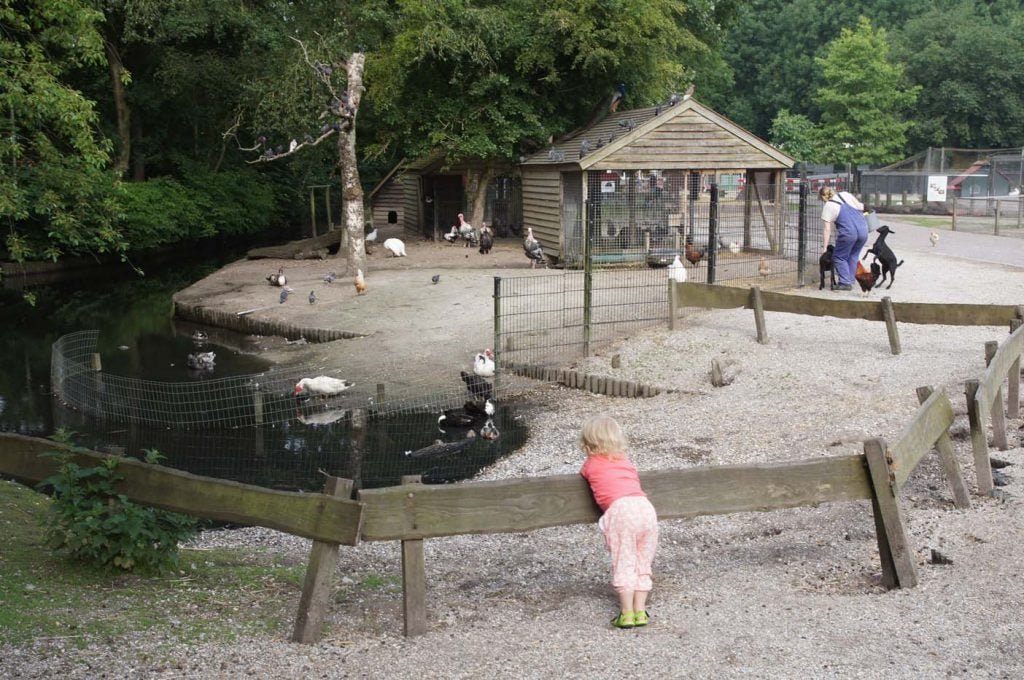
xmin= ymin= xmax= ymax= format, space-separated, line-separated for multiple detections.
xmin=0 ymin=479 xmax=306 ymax=649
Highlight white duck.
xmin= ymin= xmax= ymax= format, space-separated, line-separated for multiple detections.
xmin=668 ymin=255 xmax=687 ymax=283
xmin=473 ymin=349 xmax=495 ymax=378
xmin=383 ymin=237 xmax=406 ymax=257
xmin=294 ymin=376 xmax=355 ymax=397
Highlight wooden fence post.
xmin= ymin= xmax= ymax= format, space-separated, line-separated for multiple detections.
xmin=750 ymin=286 xmax=767 ymax=344
xmin=292 ymin=476 xmax=354 ymax=644
xmin=915 ymin=386 xmax=970 ymax=509
xmin=401 ymin=475 xmax=428 ymax=637
xmin=863 ymin=438 xmax=918 ymax=589
xmin=1008 ymin=319 xmax=1021 ymax=418
xmin=881 ymin=297 xmax=901 ymax=355
xmin=964 ymin=379 xmax=994 ymax=496
xmin=984 ymin=340 xmax=1008 ymax=450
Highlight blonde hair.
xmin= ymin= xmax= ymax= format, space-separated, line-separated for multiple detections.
xmin=580 ymin=414 xmax=628 ymax=459
xmin=819 ymin=186 xmax=835 ymax=201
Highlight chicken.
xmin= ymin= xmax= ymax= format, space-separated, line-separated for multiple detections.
xmin=294 ymin=376 xmax=355 ymax=397
xmin=929 ymin=231 xmax=939 ymax=247
xmin=524 ymin=227 xmax=546 ymax=268
xmin=668 ymin=254 xmax=687 ymax=283
xmin=383 ymin=238 xmax=406 ymax=257
xmin=365 ymin=225 xmax=378 ymax=244
xmin=457 ymin=213 xmax=475 ymax=247
xmin=354 ymin=269 xmax=367 ymax=295
xmin=684 ymin=238 xmax=706 ymax=266
xmin=266 ymin=266 xmax=286 ymax=286
xmin=443 ymin=225 xmax=459 ymax=244
xmin=855 ymin=260 xmax=882 ymax=295
xmin=758 ymin=257 xmax=771 ymax=277
xmin=478 ymin=222 xmax=494 ymax=255
xmin=718 ymin=236 xmax=741 ymax=254
xmin=473 ymin=349 xmax=495 ymax=378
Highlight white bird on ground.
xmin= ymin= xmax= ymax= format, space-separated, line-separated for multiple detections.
xmin=929 ymin=231 xmax=939 ymax=247
xmin=473 ymin=349 xmax=495 ymax=378
xmin=366 ymin=226 xmax=379 ymax=243
xmin=294 ymin=376 xmax=355 ymax=397
xmin=668 ymin=254 xmax=687 ymax=283
xmin=383 ymin=237 xmax=406 ymax=257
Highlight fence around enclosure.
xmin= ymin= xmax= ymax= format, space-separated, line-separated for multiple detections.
xmin=494 ymin=183 xmax=828 ymax=369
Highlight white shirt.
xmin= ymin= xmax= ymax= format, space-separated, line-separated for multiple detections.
xmin=821 ymin=191 xmax=864 ymax=223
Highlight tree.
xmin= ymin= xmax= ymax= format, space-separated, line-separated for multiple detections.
xmin=769 ymin=109 xmax=819 ymax=162
xmin=895 ymin=0 xmax=1024 ymax=148
xmin=813 ymin=17 xmax=920 ymax=165
xmin=0 ymin=0 xmax=126 ymax=263
xmin=368 ymin=0 xmax=727 ymax=231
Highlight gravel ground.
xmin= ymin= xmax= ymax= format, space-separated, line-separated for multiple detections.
xmin=5 ymin=221 xmax=1024 ymax=678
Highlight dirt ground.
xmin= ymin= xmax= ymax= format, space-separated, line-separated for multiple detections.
xmin=172 ymin=224 xmax=548 ymax=395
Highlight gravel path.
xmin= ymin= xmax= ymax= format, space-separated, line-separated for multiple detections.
xmin=5 ymin=220 xmax=1024 ymax=678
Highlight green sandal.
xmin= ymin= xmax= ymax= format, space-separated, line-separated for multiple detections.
xmin=633 ymin=610 xmax=649 ymax=627
xmin=611 ymin=611 xmax=635 ymax=628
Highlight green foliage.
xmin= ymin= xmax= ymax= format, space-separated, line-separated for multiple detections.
xmin=895 ymin=0 xmax=1024 ymax=148
xmin=0 ymin=0 xmax=127 ymax=262
xmin=36 ymin=435 xmax=199 ymax=575
xmin=813 ymin=17 xmax=920 ymax=165
xmin=769 ymin=109 xmax=820 ymax=162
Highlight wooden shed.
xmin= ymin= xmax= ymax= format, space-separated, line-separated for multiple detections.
xmin=368 ymin=161 xmax=407 ymax=231
xmin=519 ymin=97 xmax=795 ymax=266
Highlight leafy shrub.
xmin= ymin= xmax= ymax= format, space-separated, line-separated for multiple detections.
xmin=37 ymin=437 xmax=199 ymax=575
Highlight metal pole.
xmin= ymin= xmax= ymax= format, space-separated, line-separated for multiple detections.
xmin=583 ymin=182 xmax=593 ymax=357
xmin=493 ymin=276 xmax=502 ymax=397
xmin=707 ymin=183 xmax=719 ymax=284
xmin=797 ymin=165 xmax=808 ymax=287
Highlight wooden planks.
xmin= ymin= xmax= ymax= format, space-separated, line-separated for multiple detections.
xmin=0 ymin=433 xmax=364 ymax=545
xmin=887 ymin=390 xmax=956 ymax=490
xmin=358 ymin=456 xmax=873 ymax=542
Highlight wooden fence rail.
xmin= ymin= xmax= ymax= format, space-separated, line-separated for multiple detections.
xmin=0 ymin=385 xmax=979 ymax=641
xmin=966 ymin=320 xmax=1024 ymax=495
xmin=669 ymin=282 xmax=1024 ymax=355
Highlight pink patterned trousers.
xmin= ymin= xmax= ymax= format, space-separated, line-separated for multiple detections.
xmin=599 ymin=496 xmax=659 ymax=593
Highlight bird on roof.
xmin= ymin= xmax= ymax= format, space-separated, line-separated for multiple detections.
xmin=609 ymin=83 xmax=626 ymax=113
xmin=683 ymin=83 xmax=696 ymax=100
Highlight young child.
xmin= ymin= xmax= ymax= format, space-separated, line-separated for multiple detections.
xmin=579 ymin=414 xmax=659 ymax=629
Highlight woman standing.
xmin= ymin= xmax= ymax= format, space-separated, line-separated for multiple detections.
xmin=819 ymin=186 xmax=869 ymax=291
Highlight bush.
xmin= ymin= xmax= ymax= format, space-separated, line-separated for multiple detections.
xmin=37 ymin=438 xmax=199 ymax=575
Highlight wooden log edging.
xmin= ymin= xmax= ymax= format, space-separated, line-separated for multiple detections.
xmin=173 ymin=300 xmax=366 ymax=342
xmin=504 ymin=362 xmax=662 ymax=398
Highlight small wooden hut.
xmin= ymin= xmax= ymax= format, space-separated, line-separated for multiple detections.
xmin=367 ymin=162 xmax=407 ymax=231
xmin=519 ymin=97 xmax=795 ymax=266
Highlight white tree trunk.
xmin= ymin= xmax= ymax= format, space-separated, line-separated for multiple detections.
xmin=339 ymin=52 xmax=366 ymax=274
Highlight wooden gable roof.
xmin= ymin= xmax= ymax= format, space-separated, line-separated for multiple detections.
xmin=521 ymin=98 xmax=794 ymax=170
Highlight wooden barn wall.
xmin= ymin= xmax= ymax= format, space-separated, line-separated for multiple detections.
xmin=401 ymin=175 xmax=422 ymax=233
xmin=521 ymin=168 xmax=562 ymax=257
xmin=371 ymin=178 xmax=405 ymax=229
xmin=592 ymin=110 xmax=788 ymax=171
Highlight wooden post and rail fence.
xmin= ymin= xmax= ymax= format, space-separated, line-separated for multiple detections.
xmin=2 ymin=296 xmax=1022 ymax=642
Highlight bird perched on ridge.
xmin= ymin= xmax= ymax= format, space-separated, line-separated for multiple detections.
xmin=929 ymin=231 xmax=939 ymax=247
xmin=478 ymin=222 xmax=494 ymax=255
xmin=294 ymin=376 xmax=355 ymax=397
xmin=668 ymin=254 xmax=687 ymax=283
xmin=383 ymin=237 xmax=406 ymax=257
xmin=267 ymin=266 xmax=286 ymax=286
xmin=354 ymin=269 xmax=367 ymax=295
xmin=609 ymin=83 xmax=626 ymax=113
xmin=473 ymin=349 xmax=495 ymax=378
xmin=524 ymin=227 xmax=546 ymax=268
xmin=308 ymin=290 xmax=316 ymax=305
xmin=431 ymin=274 xmax=441 ymax=285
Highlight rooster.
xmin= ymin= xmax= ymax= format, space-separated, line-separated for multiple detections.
xmin=684 ymin=238 xmax=706 ymax=266
xmin=524 ymin=227 xmax=546 ymax=268
xmin=354 ymin=269 xmax=367 ymax=295
xmin=855 ymin=261 xmax=882 ymax=295
xmin=473 ymin=349 xmax=495 ymax=378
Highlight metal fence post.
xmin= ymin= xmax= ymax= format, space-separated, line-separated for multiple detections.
xmin=493 ymin=276 xmax=502 ymax=395
xmin=707 ymin=183 xmax=719 ymax=284
xmin=797 ymin=169 xmax=808 ymax=287
xmin=583 ymin=193 xmax=593 ymax=357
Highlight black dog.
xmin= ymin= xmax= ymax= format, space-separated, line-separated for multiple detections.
xmin=819 ymin=244 xmax=836 ymax=290
xmin=862 ymin=225 xmax=904 ymax=289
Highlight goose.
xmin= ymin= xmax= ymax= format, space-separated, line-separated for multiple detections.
xmin=294 ymin=376 xmax=355 ymax=397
